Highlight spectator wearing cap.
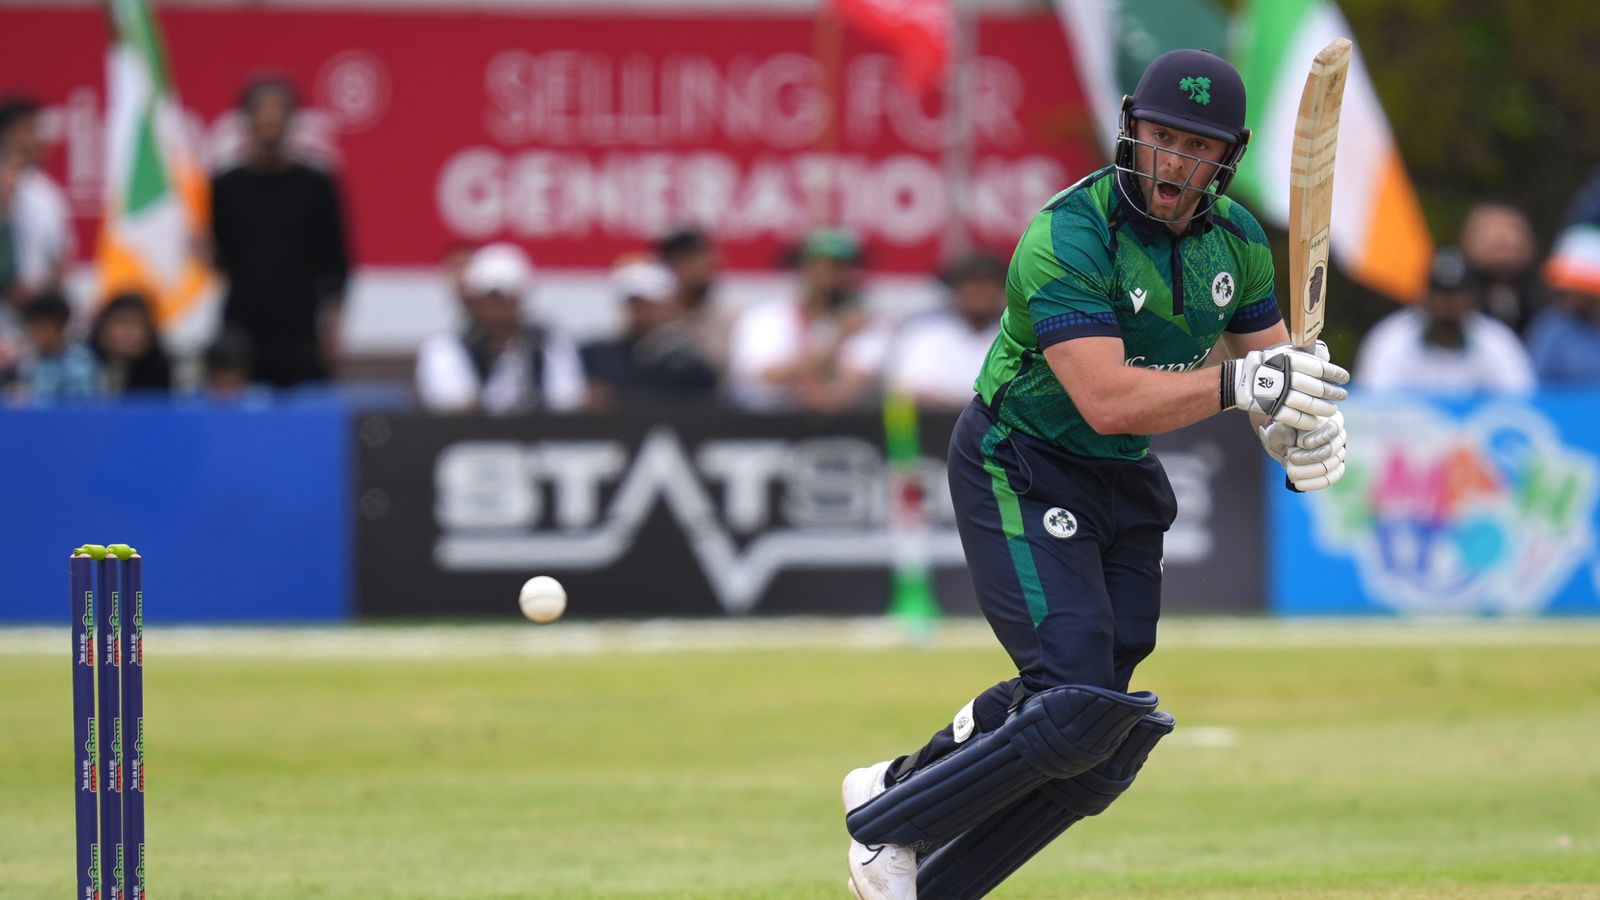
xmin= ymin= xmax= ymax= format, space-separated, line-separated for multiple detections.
xmin=657 ymin=226 xmax=733 ymax=372
xmin=726 ymin=227 xmax=889 ymax=411
xmin=580 ymin=257 xmax=718 ymax=409
xmin=1354 ymin=246 xmax=1534 ymax=396
xmin=210 ymin=75 xmax=350 ymax=388
xmin=884 ymin=253 xmax=1008 ymax=409
xmin=10 ymin=291 xmax=98 ymax=402
xmin=1527 ymin=179 xmax=1600 ymax=385
xmin=414 ymin=243 xmax=585 ymax=414
xmin=0 ymin=95 xmax=74 ymax=307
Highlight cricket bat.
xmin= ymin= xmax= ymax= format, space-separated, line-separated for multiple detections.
xmin=1287 ymin=37 xmax=1353 ymax=349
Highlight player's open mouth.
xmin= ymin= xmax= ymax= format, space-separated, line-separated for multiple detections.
xmin=1155 ymin=183 xmax=1181 ymax=203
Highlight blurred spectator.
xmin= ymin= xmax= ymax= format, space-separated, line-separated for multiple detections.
xmin=0 ymin=96 xmax=74 ymax=306
xmin=884 ymin=253 xmax=1007 ymax=409
xmin=1459 ymin=202 xmax=1541 ymax=335
xmin=90 ymin=292 xmax=172 ymax=393
xmin=1529 ymin=176 xmax=1600 ymax=384
xmin=657 ymin=226 xmax=731 ymax=371
xmin=415 ymin=243 xmax=585 ymax=414
xmin=210 ymin=75 xmax=350 ymax=388
xmin=581 ymin=258 xmax=718 ymax=408
xmin=15 ymin=291 xmax=97 ymax=401
xmin=658 ymin=226 xmax=717 ymax=312
xmin=203 ymin=327 xmax=257 ymax=400
xmin=1355 ymin=247 xmax=1534 ymax=396
xmin=726 ymin=228 xmax=888 ymax=411
xmin=1526 ymin=289 xmax=1600 ymax=385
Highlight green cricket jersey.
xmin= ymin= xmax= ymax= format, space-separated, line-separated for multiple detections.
xmin=975 ymin=166 xmax=1282 ymax=461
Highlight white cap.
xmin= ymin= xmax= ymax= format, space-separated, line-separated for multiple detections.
xmin=463 ymin=243 xmax=535 ymax=297
xmin=609 ymin=259 xmax=677 ymax=304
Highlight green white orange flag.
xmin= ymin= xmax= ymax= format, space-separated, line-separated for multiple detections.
xmin=1231 ymin=0 xmax=1432 ymax=300
xmin=98 ymin=0 xmax=212 ymax=327
xmin=1057 ymin=0 xmax=1433 ymax=301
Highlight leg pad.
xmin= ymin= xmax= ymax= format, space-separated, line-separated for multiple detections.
xmin=845 ymin=685 xmax=1158 ymax=851
xmin=916 ymin=711 xmax=1175 ymax=899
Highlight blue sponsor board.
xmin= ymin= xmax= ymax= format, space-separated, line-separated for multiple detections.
xmin=1271 ymin=393 xmax=1600 ymax=616
xmin=0 ymin=398 xmax=349 ymax=622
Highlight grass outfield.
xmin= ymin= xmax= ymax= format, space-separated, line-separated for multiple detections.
xmin=2 ymin=619 xmax=1599 ymax=898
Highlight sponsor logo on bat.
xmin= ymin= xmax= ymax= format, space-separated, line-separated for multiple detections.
xmin=1307 ymin=263 xmax=1326 ymax=313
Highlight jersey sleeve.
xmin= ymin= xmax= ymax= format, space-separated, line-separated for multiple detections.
xmin=1222 ymin=201 xmax=1284 ymax=335
xmin=1010 ymin=195 xmax=1121 ymax=350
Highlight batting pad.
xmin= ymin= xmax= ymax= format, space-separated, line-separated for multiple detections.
xmin=916 ymin=711 xmax=1176 ymax=900
xmin=845 ymin=685 xmax=1159 ymax=851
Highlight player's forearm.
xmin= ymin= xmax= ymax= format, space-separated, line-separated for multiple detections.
xmin=1071 ymin=363 xmax=1226 ymax=436
xmin=1044 ymin=339 xmax=1228 ymax=436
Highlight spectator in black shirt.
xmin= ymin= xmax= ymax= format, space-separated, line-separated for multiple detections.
xmin=210 ymin=75 xmax=350 ymax=388
xmin=581 ymin=257 xmax=718 ymax=409
xmin=657 ymin=226 xmax=731 ymax=373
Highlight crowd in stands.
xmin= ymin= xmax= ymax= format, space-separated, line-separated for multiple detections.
xmin=0 ymin=78 xmax=335 ymax=403
xmin=406 ymin=225 xmax=1007 ymax=415
xmin=1353 ymin=183 xmax=1600 ymax=396
xmin=6 ymin=74 xmax=1600 ymax=413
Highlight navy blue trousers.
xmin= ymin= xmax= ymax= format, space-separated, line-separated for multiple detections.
xmin=889 ymin=398 xmax=1177 ymax=784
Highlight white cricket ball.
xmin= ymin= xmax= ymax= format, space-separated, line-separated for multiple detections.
xmin=518 ymin=575 xmax=567 ymax=624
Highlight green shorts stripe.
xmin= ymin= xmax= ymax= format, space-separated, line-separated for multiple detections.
xmin=979 ymin=421 xmax=1049 ymax=626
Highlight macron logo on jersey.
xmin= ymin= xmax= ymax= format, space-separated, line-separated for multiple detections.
xmin=1129 ymin=287 xmax=1147 ymax=314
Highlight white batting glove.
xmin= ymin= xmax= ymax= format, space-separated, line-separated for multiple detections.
xmin=1303 ymin=339 xmax=1333 ymax=365
xmin=1284 ymin=409 xmax=1347 ymax=491
xmin=1222 ymin=342 xmax=1349 ymax=429
xmin=1257 ymin=418 xmax=1298 ymax=467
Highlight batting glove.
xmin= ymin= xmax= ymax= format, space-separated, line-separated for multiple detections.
xmin=1261 ymin=409 xmax=1347 ymax=492
xmin=1286 ymin=409 xmax=1347 ymax=491
xmin=1222 ymin=342 xmax=1349 ymax=429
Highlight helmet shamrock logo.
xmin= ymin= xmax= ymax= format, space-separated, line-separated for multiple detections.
xmin=1178 ymin=76 xmax=1212 ymax=105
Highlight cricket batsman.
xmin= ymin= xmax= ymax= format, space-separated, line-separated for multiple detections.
xmin=840 ymin=49 xmax=1351 ymax=899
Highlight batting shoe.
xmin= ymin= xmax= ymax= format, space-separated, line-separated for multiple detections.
xmin=842 ymin=761 xmax=917 ymax=900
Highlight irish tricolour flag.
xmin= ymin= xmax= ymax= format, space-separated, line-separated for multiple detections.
xmin=98 ymin=0 xmax=212 ymax=327
xmin=1231 ymin=0 xmax=1432 ymax=300
xmin=1057 ymin=0 xmax=1433 ymax=301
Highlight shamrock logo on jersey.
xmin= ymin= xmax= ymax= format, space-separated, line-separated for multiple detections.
xmin=1178 ymin=76 xmax=1212 ymax=105
xmin=1212 ymin=271 xmax=1235 ymax=307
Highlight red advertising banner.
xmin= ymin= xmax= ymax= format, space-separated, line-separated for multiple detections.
xmin=1 ymin=7 xmax=1100 ymax=272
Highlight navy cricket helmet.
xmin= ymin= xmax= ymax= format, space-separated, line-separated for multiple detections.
xmin=1115 ymin=49 xmax=1251 ymax=222
xmin=1128 ymin=49 xmax=1248 ymax=144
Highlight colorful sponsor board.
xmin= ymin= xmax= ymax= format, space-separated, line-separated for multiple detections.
xmin=1273 ymin=395 xmax=1600 ymax=616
